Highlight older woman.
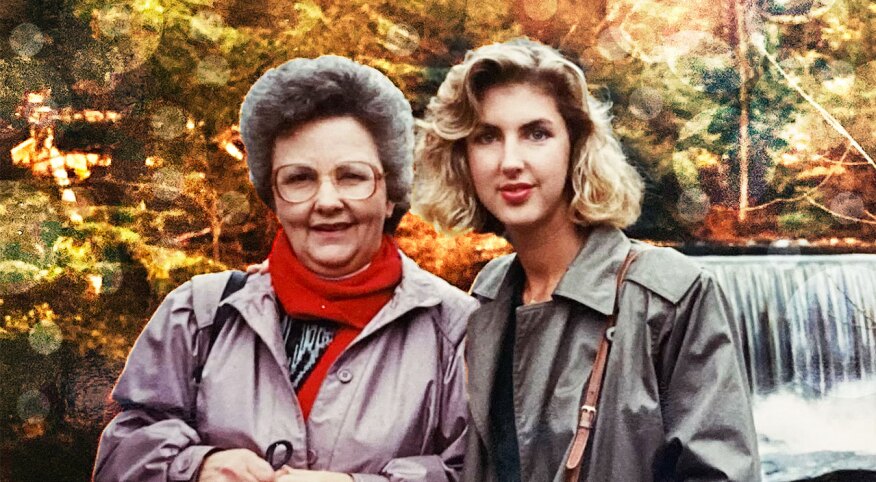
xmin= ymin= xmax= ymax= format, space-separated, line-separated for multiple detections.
xmin=94 ymin=56 xmax=475 ymax=482
xmin=414 ymin=39 xmax=760 ymax=481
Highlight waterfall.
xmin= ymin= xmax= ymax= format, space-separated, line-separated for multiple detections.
xmin=696 ymin=255 xmax=876 ymax=479
xmin=697 ymin=254 xmax=876 ymax=397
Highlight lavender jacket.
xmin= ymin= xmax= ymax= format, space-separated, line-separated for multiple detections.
xmin=93 ymin=254 xmax=476 ymax=482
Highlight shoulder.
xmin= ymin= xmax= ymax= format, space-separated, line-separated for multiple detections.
xmin=123 ymin=278 xmax=200 ymax=361
xmin=148 ymin=278 xmax=197 ymax=328
xmin=134 ymin=270 xmax=271 ymax=356
xmin=401 ymin=256 xmax=477 ymax=344
xmin=141 ymin=269 xmax=241 ymax=335
xmin=191 ymin=270 xmax=234 ymax=287
xmin=165 ymin=270 xmax=263 ymax=330
xmin=189 ymin=270 xmax=244 ymax=328
xmin=470 ymin=253 xmax=517 ymax=299
xmin=625 ymin=243 xmax=707 ymax=305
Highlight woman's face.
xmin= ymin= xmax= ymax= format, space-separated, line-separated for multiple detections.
xmin=466 ymin=82 xmax=572 ymax=237
xmin=271 ymin=116 xmax=393 ymax=278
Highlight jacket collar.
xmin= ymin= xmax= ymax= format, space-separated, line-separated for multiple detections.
xmin=466 ymin=226 xmax=632 ymax=457
xmin=472 ymin=226 xmax=632 ymax=315
xmin=221 ymin=273 xmax=286 ymax=370
xmin=554 ymin=226 xmax=631 ymax=315
xmin=355 ymin=254 xmax=442 ymax=342
xmin=221 ymin=252 xmax=442 ymax=370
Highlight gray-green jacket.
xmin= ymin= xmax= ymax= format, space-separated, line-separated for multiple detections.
xmin=462 ymin=227 xmax=760 ymax=481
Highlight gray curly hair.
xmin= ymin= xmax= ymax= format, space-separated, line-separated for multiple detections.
xmin=240 ymin=55 xmax=414 ymax=232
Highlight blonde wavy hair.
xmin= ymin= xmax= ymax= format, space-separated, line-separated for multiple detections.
xmin=413 ymin=39 xmax=643 ymax=234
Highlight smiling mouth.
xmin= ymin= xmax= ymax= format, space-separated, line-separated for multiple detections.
xmin=499 ymin=184 xmax=533 ymax=204
xmin=500 ymin=183 xmax=533 ymax=192
xmin=311 ymin=222 xmax=353 ymax=232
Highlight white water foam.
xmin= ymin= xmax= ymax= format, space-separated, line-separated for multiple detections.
xmin=754 ymin=378 xmax=876 ymax=454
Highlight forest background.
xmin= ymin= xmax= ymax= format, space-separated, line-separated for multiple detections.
xmin=1 ymin=0 xmax=874 ymax=480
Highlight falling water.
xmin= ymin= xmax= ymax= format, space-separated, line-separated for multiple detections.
xmin=697 ymin=255 xmax=876 ymax=480
xmin=698 ymin=255 xmax=876 ymax=396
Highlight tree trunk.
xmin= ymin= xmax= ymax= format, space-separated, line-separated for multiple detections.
xmin=733 ymin=0 xmax=752 ymax=222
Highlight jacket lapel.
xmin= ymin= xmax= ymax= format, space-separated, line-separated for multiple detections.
xmin=225 ymin=274 xmax=290 ymax=373
xmin=466 ymin=294 xmax=510 ymax=458
xmin=466 ymin=255 xmax=519 ymax=459
xmin=349 ymin=255 xmax=441 ymax=347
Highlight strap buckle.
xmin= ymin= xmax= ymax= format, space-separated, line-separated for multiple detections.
xmin=578 ymin=404 xmax=597 ymax=429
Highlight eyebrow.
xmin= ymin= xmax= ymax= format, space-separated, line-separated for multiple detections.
xmin=520 ymin=119 xmax=554 ymax=130
xmin=474 ymin=118 xmax=556 ymax=130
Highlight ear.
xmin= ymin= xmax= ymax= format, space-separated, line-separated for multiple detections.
xmin=385 ymin=201 xmax=395 ymax=218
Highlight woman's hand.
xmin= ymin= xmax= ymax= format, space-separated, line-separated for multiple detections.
xmin=245 ymin=259 xmax=270 ymax=275
xmin=198 ymin=449 xmax=277 ymax=482
xmin=275 ymin=467 xmax=353 ymax=482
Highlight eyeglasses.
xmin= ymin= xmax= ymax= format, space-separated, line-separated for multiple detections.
xmin=272 ymin=161 xmax=384 ymax=203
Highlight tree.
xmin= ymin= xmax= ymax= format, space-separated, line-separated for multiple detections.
xmin=522 ymin=0 xmax=875 ymax=241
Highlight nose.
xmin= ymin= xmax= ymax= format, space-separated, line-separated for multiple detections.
xmin=312 ymin=177 xmax=344 ymax=211
xmin=499 ymin=138 xmax=524 ymax=176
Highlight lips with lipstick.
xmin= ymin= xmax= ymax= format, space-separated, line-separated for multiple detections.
xmin=499 ymin=183 xmax=533 ymax=204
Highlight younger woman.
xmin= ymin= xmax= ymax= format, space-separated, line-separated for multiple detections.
xmin=414 ymin=39 xmax=760 ymax=481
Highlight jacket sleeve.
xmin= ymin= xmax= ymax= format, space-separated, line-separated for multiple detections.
xmin=353 ymin=337 xmax=469 ymax=482
xmin=656 ymin=273 xmax=761 ymax=481
xmin=93 ymin=280 xmax=217 ymax=482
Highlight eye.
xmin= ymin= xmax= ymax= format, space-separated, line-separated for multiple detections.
xmin=334 ymin=163 xmax=376 ymax=186
xmin=470 ymin=128 xmax=499 ymax=145
xmin=527 ymin=127 xmax=552 ymax=141
xmin=337 ymin=170 xmax=369 ymax=183
xmin=278 ymin=167 xmax=317 ymax=186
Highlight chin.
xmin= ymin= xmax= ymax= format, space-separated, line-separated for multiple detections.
xmin=314 ymin=255 xmax=356 ymax=269
xmin=495 ymin=212 xmax=542 ymax=230
xmin=304 ymin=249 xmax=357 ymax=272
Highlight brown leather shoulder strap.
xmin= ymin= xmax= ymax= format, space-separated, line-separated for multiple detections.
xmin=564 ymin=248 xmax=641 ymax=481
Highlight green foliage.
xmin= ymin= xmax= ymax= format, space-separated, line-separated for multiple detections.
xmin=776 ymin=210 xmax=831 ymax=238
xmin=0 ymin=0 xmax=525 ymax=372
xmin=0 ymin=260 xmax=42 ymax=295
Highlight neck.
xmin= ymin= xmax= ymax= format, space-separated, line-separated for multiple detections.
xmin=508 ymin=221 xmax=587 ymax=304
